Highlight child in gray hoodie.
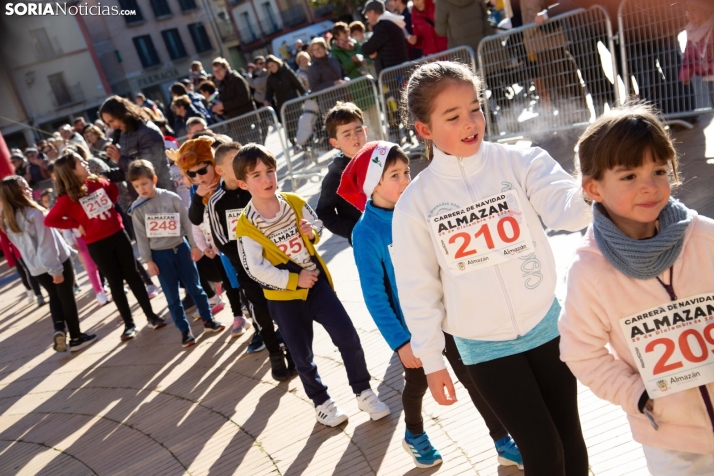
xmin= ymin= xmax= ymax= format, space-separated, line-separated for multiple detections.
xmin=128 ymin=160 xmax=225 ymax=347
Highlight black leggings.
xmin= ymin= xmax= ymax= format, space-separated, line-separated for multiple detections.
xmin=87 ymin=230 xmax=156 ymax=327
xmin=16 ymin=257 xmax=41 ymax=295
xmin=33 ymin=259 xmax=81 ymax=339
xmin=402 ymin=332 xmax=507 ymax=440
xmin=465 ymin=337 xmax=588 ymax=476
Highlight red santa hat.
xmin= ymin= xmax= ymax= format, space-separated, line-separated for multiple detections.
xmin=337 ymin=141 xmax=399 ymax=212
xmin=164 ymin=135 xmax=179 ymax=150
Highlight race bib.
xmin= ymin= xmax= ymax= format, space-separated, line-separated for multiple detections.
xmin=145 ymin=213 xmax=181 ymax=238
xmin=620 ymin=293 xmax=714 ymax=397
xmin=429 ymin=192 xmax=534 ymax=275
xmin=225 ymin=208 xmax=243 ymax=240
xmin=79 ymin=188 xmax=112 ymax=220
xmin=270 ymin=225 xmax=314 ymax=269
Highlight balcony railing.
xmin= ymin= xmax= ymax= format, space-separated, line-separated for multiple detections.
xmin=259 ymin=17 xmax=280 ymax=36
xmin=216 ymin=18 xmax=237 ymax=41
xmin=280 ymin=5 xmax=306 ymax=28
xmin=238 ymin=25 xmax=260 ymax=44
xmin=50 ymin=83 xmax=84 ymax=109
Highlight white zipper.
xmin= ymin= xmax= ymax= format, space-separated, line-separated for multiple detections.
xmin=456 ymin=157 xmax=522 ymax=338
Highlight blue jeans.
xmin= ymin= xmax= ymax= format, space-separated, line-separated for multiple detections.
xmin=152 ymin=240 xmax=212 ymax=333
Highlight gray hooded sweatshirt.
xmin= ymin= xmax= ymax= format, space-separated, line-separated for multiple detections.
xmin=4 ymin=208 xmax=74 ymax=276
xmin=128 ymin=188 xmax=196 ymax=263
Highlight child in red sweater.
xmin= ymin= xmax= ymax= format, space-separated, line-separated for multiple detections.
xmin=45 ymin=151 xmax=167 ymax=341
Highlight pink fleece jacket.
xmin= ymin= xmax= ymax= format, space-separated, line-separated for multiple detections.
xmin=559 ymin=211 xmax=714 ymax=455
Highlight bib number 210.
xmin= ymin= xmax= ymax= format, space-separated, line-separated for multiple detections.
xmin=450 ymin=216 xmax=520 ymax=259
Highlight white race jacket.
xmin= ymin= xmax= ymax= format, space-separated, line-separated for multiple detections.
xmin=392 ymin=142 xmax=592 ymax=374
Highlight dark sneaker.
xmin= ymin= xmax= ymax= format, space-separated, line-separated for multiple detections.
xmin=53 ymin=331 xmax=67 ymax=352
xmin=182 ymin=330 xmax=196 ymax=348
xmin=121 ymin=325 xmax=137 ymax=341
xmin=203 ymin=320 xmax=225 ymax=333
xmin=69 ymin=334 xmax=97 ymax=352
xmin=247 ymin=332 xmax=265 ymax=354
xmin=269 ymin=351 xmax=290 ymax=381
xmin=147 ymin=315 xmax=167 ymax=330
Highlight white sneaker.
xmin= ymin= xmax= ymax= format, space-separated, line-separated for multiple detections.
xmin=96 ymin=291 xmax=110 ymax=307
xmin=315 ymin=399 xmax=348 ymax=427
xmin=231 ymin=314 xmax=251 ymax=337
xmin=26 ymin=289 xmax=34 ymax=304
xmin=356 ymin=389 xmax=391 ymax=421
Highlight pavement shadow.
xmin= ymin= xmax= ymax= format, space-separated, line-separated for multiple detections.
xmin=282 ymin=423 xmax=345 ymax=476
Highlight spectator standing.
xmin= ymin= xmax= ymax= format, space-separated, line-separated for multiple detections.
xmin=189 ymin=60 xmax=208 ymax=89
xmin=264 ymin=55 xmax=306 ymax=146
xmin=99 ymin=95 xmax=175 ymax=198
xmin=73 ymin=117 xmax=88 ymax=134
xmin=308 ymin=37 xmax=349 ymax=92
xmin=435 ymin=0 xmax=495 ymax=56
xmin=197 ymin=80 xmax=224 ymax=122
xmin=83 ymin=125 xmax=111 ymax=156
xmin=171 ymin=95 xmax=206 ymax=137
xmin=679 ymin=0 xmax=714 ymax=106
xmin=350 ymin=21 xmax=367 ymax=44
xmin=169 ymin=82 xmax=211 ymax=126
xmin=10 ymin=153 xmax=27 ymax=177
xmin=295 ymin=51 xmax=312 ymax=91
xmin=360 ymin=0 xmax=410 ymax=77
xmin=331 ymin=22 xmax=369 ymax=79
xmin=211 ymin=57 xmax=255 ymax=119
xmin=247 ymin=56 xmax=269 ymax=109
xmin=410 ymin=0 xmax=448 ymax=56
xmin=58 ymin=124 xmax=89 ymax=153
xmin=23 ymin=148 xmax=50 ymax=188
xmin=392 ymin=0 xmax=422 ymax=59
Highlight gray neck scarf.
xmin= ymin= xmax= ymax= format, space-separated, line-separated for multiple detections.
xmin=592 ymin=199 xmax=692 ymax=280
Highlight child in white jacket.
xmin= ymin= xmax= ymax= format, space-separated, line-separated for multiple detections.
xmin=559 ymin=105 xmax=714 ymax=476
xmin=392 ymin=61 xmax=592 ymax=475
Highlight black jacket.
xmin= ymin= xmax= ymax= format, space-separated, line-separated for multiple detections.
xmin=361 ymin=20 xmax=410 ymax=76
xmin=265 ymin=65 xmax=306 ymax=112
xmin=218 ymin=70 xmax=256 ymax=119
xmin=315 ymin=153 xmax=362 ymax=243
xmin=204 ymin=182 xmax=253 ymax=270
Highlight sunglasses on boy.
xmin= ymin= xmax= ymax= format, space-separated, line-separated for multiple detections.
xmin=186 ymin=162 xmax=212 ymax=178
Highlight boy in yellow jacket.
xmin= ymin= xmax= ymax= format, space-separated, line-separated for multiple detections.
xmin=233 ymin=143 xmax=390 ymax=427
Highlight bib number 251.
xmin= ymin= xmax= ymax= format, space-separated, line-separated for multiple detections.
xmin=449 ymin=216 xmax=520 ymax=259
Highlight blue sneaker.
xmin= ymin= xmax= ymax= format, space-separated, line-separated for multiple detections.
xmin=495 ymin=435 xmax=523 ymax=470
xmin=247 ymin=332 xmax=266 ymax=354
xmin=402 ymin=430 xmax=443 ymax=468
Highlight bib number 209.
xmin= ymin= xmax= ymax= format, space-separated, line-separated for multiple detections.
xmin=647 ymin=325 xmax=714 ymax=375
xmin=449 ymin=216 xmax=520 ymax=259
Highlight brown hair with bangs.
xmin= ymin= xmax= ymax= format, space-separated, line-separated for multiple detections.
xmin=233 ymin=144 xmax=277 ymax=181
xmin=402 ymin=61 xmax=482 ymax=161
xmin=576 ymin=104 xmax=679 ymax=183
xmin=382 ymin=146 xmax=410 ymax=178
xmin=325 ymin=102 xmax=364 ymax=139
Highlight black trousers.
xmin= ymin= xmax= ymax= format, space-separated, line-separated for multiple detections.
xmin=16 ymin=257 xmax=41 ymax=295
xmin=465 ymin=337 xmax=589 ymax=476
xmin=402 ymin=332 xmax=507 ymax=440
xmin=34 ymin=259 xmax=81 ymax=339
xmin=87 ymin=231 xmax=156 ymax=327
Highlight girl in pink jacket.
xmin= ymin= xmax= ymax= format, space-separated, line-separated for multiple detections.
xmin=559 ymin=104 xmax=714 ymax=476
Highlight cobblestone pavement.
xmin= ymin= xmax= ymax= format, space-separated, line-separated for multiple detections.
xmin=0 ymin=116 xmax=710 ymax=475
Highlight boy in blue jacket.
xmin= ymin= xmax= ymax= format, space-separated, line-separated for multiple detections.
xmin=338 ymin=142 xmax=522 ymax=470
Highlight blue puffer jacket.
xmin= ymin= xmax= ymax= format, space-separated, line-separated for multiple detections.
xmin=352 ymin=200 xmax=411 ymax=351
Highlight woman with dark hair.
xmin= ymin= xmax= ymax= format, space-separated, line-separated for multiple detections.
xmin=264 ymin=55 xmax=306 ymax=145
xmin=99 ymin=95 xmax=175 ymax=198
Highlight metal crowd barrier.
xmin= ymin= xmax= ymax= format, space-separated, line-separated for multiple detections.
xmin=478 ymin=6 xmax=619 ymax=139
xmin=175 ymin=107 xmax=291 ymax=181
xmin=619 ymin=0 xmax=714 ymax=125
xmin=280 ymin=75 xmax=383 ymax=188
xmin=377 ymin=46 xmax=476 ymax=145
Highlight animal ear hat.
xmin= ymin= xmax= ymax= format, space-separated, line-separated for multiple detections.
xmin=166 ymin=136 xmax=215 ymax=172
xmin=337 ymin=140 xmax=398 ymax=212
